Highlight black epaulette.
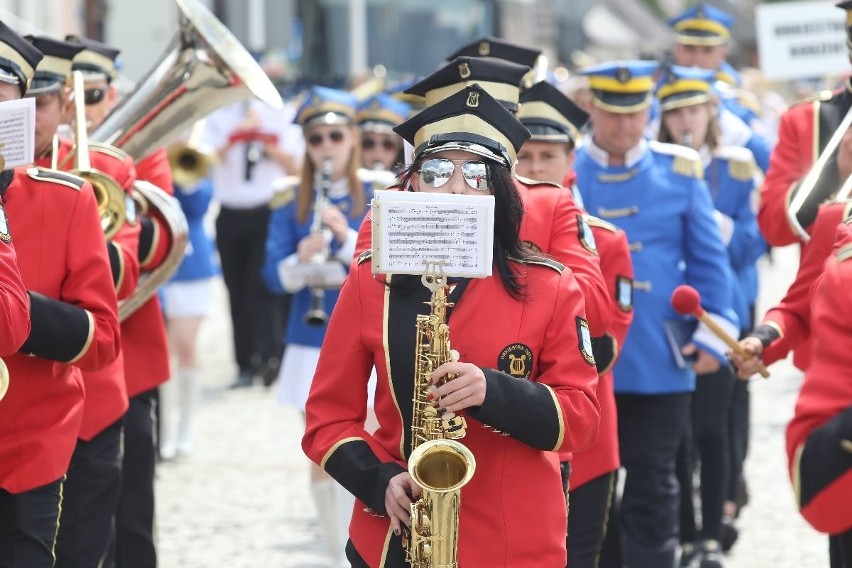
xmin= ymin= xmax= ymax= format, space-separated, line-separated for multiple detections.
xmin=514 ymin=174 xmax=562 ymax=189
xmin=356 ymin=250 xmax=373 ymax=265
xmin=26 ymin=167 xmax=85 ymax=191
xmin=584 ymin=214 xmax=618 ymax=233
xmin=516 ymin=254 xmax=564 ymax=274
xmin=837 ymin=243 xmax=852 ymax=263
xmin=88 ymin=141 xmax=130 ymax=162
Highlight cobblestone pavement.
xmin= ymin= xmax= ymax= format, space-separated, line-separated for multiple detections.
xmin=156 ymin=244 xmax=832 ymax=567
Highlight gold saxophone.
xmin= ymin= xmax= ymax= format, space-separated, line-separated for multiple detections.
xmin=403 ymin=262 xmax=476 ymax=568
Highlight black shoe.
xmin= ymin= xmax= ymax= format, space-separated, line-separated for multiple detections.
xmin=720 ymin=515 xmax=739 ymax=552
xmin=698 ymin=540 xmax=725 ymax=568
xmin=260 ymin=357 xmax=281 ymax=388
xmin=229 ymin=369 xmax=255 ymax=389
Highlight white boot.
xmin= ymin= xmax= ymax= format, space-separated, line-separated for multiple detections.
xmin=158 ymin=376 xmax=178 ymax=460
xmin=310 ymin=480 xmax=350 ymax=567
xmin=176 ymin=368 xmax=200 ymax=457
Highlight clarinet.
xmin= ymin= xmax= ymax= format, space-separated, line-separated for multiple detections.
xmin=303 ymin=158 xmax=334 ymax=326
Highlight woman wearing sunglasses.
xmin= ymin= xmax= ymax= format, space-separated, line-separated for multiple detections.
xmin=302 ymin=85 xmax=600 ymax=567
xmin=356 ymin=92 xmax=409 ymax=173
xmin=655 ymin=66 xmax=764 ymax=568
xmin=261 ymin=86 xmax=371 ymax=568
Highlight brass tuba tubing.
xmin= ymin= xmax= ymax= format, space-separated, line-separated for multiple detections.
xmin=70 ymin=71 xmax=127 ymax=240
xmin=0 ymin=358 xmax=8 ymax=401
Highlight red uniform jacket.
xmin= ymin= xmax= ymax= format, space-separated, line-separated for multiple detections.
xmin=122 ymin=148 xmax=173 ymax=397
xmin=762 ymin=201 xmax=850 ymax=371
xmin=569 ymin=216 xmax=633 ymax=490
xmin=786 ymin=223 xmax=852 ymax=534
xmin=759 ymin=88 xmax=852 ymax=246
xmin=0 ymin=168 xmax=120 ymax=493
xmin=37 ymin=138 xmax=141 ymax=439
xmin=303 ymin=257 xmax=600 ymax=567
xmin=353 ymin=179 xmax=612 ymax=335
xmin=0 ymin=201 xmax=31 ymax=354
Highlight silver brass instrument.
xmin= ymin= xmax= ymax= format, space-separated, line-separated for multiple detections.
xmin=403 ymin=262 xmax=475 ymax=568
xmin=303 ymin=158 xmax=333 ymax=327
xmin=70 ymin=71 xmax=127 ymax=240
xmin=167 ymin=119 xmax=217 ymax=187
xmin=90 ymin=0 xmax=284 ymax=319
xmin=118 ymin=180 xmax=189 ymax=321
xmin=787 ymin=105 xmax=852 ymax=243
xmin=90 ymin=0 xmax=283 ymax=159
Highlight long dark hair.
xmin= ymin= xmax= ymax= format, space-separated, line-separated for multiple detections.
xmin=394 ymin=154 xmax=529 ymax=299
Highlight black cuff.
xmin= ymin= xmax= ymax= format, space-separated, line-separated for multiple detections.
xmin=468 ymin=368 xmax=563 ymax=451
xmin=747 ymin=324 xmax=780 ymax=349
xmin=137 ymin=214 xmax=156 ymax=264
xmin=591 ymin=335 xmax=614 ymax=374
xmin=107 ymin=241 xmax=123 ymax=286
xmin=324 ymin=438 xmax=406 ymax=514
xmin=797 ymin=407 xmax=852 ymax=509
xmin=21 ymin=291 xmax=92 ymax=362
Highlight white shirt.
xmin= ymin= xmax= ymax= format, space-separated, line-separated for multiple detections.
xmin=205 ymin=99 xmax=305 ymax=209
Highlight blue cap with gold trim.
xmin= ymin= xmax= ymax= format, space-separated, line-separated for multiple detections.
xmin=580 ymin=60 xmax=658 ymax=113
xmin=356 ymin=92 xmax=410 ymax=133
xmin=668 ymin=3 xmax=734 ymax=46
xmin=25 ymin=36 xmax=84 ymax=96
xmin=404 ymin=56 xmax=530 ymax=113
xmin=295 ymin=86 xmax=358 ymax=129
xmin=0 ymin=20 xmax=43 ymax=96
xmin=656 ymin=65 xmax=716 ymax=111
xmin=394 ymin=84 xmax=530 ymax=167
xmin=518 ymin=81 xmax=588 ymax=144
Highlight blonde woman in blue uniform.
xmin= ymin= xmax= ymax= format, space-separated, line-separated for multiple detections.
xmin=574 ymin=61 xmax=738 ymax=568
xmin=656 ymin=65 xmax=764 ymax=568
xmin=262 ymin=86 xmax=372 ymax=568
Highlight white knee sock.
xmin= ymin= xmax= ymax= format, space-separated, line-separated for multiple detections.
xmin=176 ymin=368 xmax=200 ymax=455
xmin=310 ymin=479 xmax=350 ymax=567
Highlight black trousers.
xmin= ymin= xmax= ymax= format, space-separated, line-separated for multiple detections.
xmin=607 ymin=392 xmax=692 ymax=568
xmin=568 ymin=470 xmax=617 ymax=568
xmin=727 ymin=377 xmax=750 ymax=505
xmin=55 ymin=420 xmax=124 ymax=568
xmin=0 ymin=477 xmax=64 ymax=568
xmin=216 ymin=205 xmax=287 ymax=374
xmin=107 ymin=391 xmax=157 ymax=568
xmin=830 ymin=531 xmax=852 ymax=568
xmin=677 ymin=366 xmax=736 ymax=543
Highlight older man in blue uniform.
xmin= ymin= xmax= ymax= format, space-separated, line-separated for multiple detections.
xmin=574 ymin=61 xmax=738 ymax=568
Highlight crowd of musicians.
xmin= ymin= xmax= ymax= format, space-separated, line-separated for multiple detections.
xmin=0 ymin=1 xmax=850 ymax=567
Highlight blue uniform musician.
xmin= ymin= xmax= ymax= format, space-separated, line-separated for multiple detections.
xmin=574 ymin=60 xmax=738 ymax=568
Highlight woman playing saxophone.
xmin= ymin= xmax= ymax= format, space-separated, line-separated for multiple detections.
xmin=302 ymin=85 xmax=601 ymax=567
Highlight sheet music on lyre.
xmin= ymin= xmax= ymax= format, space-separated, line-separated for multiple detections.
xmin=370 ymin=189 xmax=494 ymax=278
xmin=0 ymin=98 xmax=35 ymax=170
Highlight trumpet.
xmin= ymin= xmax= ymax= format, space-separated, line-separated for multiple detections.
xmin=70 ymin=71 xmax=127 ymax=240
xmin=303 ymin=158 xmax=333 ymax=327
xmin=167 ymin=119 xmax=217 ymax=187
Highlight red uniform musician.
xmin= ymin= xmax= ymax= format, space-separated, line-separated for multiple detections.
xmin=0 ymin=206 xmax=30 ymax=354
xmin=759 ymin=0 xmax=852 ymax=247
xmin=1 ymin=165 xmax=120 ymax=491
xmin=785 ymin=222 xmax=852 ymax=558
xmin=734 ymin=201 xmax=852 ymax=377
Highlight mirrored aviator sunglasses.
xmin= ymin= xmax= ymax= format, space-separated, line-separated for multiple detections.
xmin=83 ymin=88 xmax=107 ymax=105
xmin=419 ymin=158 xmax=489 ymax=191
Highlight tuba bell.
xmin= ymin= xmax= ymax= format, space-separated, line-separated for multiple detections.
xmin=89 ymin=0 xmax=284 ymax=320
xmin=70 ymin=71 xmax=127 ymax=240
xmin=90 ymin=0 xmax=283 ymax=159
